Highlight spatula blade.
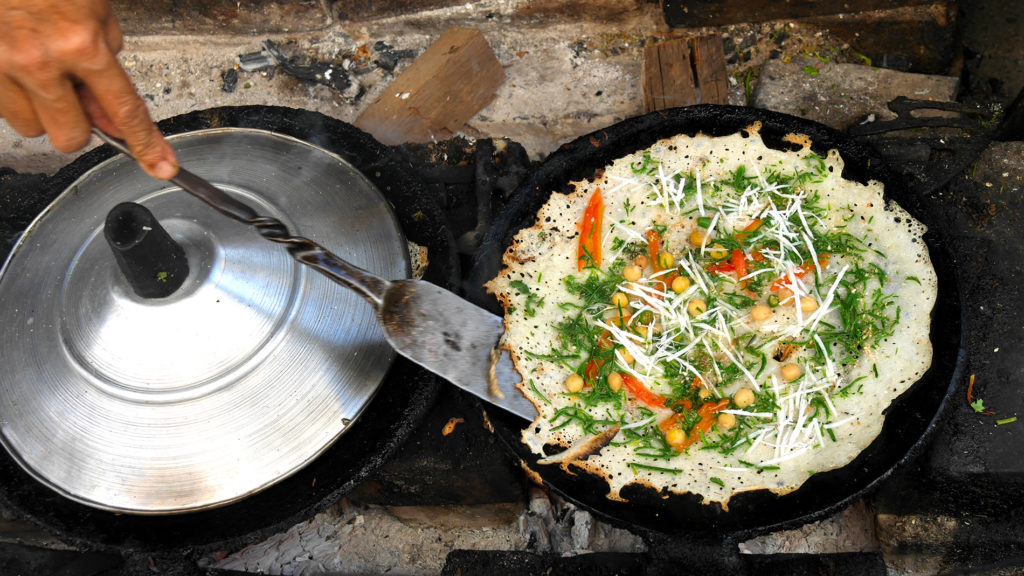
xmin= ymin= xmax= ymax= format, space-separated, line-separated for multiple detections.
xmin=379 ymin=280 xmax=538 ymax=420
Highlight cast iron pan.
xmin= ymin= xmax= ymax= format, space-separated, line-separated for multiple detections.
xmin=468 ymin=105 xmax=963 ymax=537
xmin=0 ymin=106 xmax=455 ymax=553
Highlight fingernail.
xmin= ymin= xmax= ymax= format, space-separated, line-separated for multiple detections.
xmin=153 ymin=160 xmax=178 ymax=180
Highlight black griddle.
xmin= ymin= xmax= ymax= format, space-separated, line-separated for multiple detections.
xmin=468 ymin=105 xmax=964 ymax=538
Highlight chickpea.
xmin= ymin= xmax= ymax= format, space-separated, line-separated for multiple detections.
xmin=616 ymin=347 xmax=635 ymax=366
xmin=800 ymin=297 xmax=819 ymax=313
xmin=611 ymin=292 xmax=630 ymax=309
xmin=687 ymin=298 xmax=707 ymax=316
xmin=665 ymin=427 xmax=686 ymax=449
xmin=708 ymin=244 xmax=729 ymax=260
xmin=733 ymin=387 xmax=755 ymax=408
xmin=657 ymin=251 xmax=675 ymax=269
xmin=750 ymin=304 xmax=772 ymax=322
xmin=607 ymin=372 xmax=623 ymax=392
xmin=635 ymin=325 xmax=649 ymax=339
xmin=623 ymin=264 xmax=643 ymax=282
xmin=777 ymin=287 xmax=795 ymax=305
xmin=717 ymin=412 xmax=737 ymax=430
xmin=689 ymin=229 xmax=708 ymax=247
xmin=698 ymin=387 xmax=712 ymax=400
xmin=671 ymin=276 xmax=691 ymax=293
xmin=780 ymin=363 xmax=802 ymax=382
xmin=565 ymin=373 xmax=585 ymax=393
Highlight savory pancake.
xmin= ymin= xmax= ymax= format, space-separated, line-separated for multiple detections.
xmin=486 ymin=125 xmax=935 ymax=506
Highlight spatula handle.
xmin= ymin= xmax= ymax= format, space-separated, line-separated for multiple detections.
xmin=91 ymin=128 xmax=391 ymax=307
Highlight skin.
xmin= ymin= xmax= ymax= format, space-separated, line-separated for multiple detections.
xmin=0 ymin=0 xmax=178 ymax=179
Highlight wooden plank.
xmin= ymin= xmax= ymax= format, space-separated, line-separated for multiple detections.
xmin=691 ymin=36 xmax=729 ymax=105
xmin=662 ymin=0 xmax=936 ymax=28
xmin=642 ymin=38 xmax=697 ymax=113
xmin=354 ymin=28 xmax=505 ymax=146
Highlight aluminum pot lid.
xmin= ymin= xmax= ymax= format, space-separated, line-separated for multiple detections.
xmin=0 ymin=128 xmax=409 ymax=514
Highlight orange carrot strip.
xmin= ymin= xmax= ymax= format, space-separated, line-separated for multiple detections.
xmin=621 ymin=373 xmax=666 ymax=408
xmin=769 ymin=255 xmax=830 ymax=292
xmin=646 ymin=228 xmax=661 ymax=273
xmin=577 ymin=189 xmax=604 ymax=271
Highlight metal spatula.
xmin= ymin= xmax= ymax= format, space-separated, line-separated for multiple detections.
xmin=92 ymin=128 xmax=537 ymax=421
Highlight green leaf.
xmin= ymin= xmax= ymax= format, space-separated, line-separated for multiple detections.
xmin=971 ymin=398 xmax=986 ymax=413
xmin=997 ymin=417 xmax=1017 ymax=426
xmin=509 ymin=280 xmax=530 ymax=295
xmin=803 ymin=65 xmax=819 ymax=77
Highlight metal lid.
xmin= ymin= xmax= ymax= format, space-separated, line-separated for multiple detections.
xmin=0 ymin=128 xmax=409 ymax=514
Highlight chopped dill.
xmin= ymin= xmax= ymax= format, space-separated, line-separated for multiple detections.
xmin=629 ymin=462 xmax=683 ymax=475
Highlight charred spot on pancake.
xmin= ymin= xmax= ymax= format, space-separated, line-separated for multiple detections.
xmin=773 ymin=343 xmax=799 ymax=363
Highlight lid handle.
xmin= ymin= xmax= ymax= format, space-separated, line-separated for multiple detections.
xmin=104 ymin=202 xmax=189 ymax=298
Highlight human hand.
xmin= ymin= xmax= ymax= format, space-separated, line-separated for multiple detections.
xmin=0 ymin=0 xmax=178 ymax=179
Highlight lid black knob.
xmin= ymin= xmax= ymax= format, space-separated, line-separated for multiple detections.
xmin=104 ymin=202 xmax=189 ymax=298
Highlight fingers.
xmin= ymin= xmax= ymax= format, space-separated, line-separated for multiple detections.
xmin=0 ymin=1 xmax=174 ymax=180
xmin=1 ymin=66 xmax=92 ymax=152
xmin=26 ymin=75 xmax=93 ymax=153
xmin=77 ymin=84 xmax=118 ymax=135
xmin=83 ymin=69 xmax=178 ymax=178
xmin=0 ymin=76 xmax=44 ymax=137
xmin=101 ymin=5 xmax=123 ymax=54
xmin=79 ymin=61 xmax=178 ymax=180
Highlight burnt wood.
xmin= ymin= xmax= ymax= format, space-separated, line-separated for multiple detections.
xmin=111 ymin=0 xmax=327 ymax=35
xmin=805 ymin=1 xmax=958 ymax=75
xmin=662 ymin=0 xmax=938 ymax=28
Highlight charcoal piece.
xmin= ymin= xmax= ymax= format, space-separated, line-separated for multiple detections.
xmin=220 ymin=68 xmax=238 ymax=93
xmin=772 ymin=27 xmax=790 ymax=46
xmin=877 ymin=53 xmax=913 ymax=72
xmin=238 ymin=50 xmax=277 ymax=72
xmin=995 ymin=86 xmax=1024 ymax=141
xmin=262 ymin=40 xmax=362 ymax=102
xmin=373 ymin=40 xmax=417 ymax=73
